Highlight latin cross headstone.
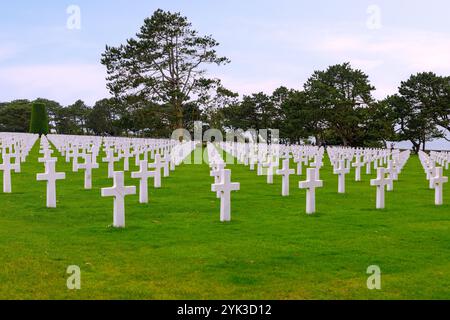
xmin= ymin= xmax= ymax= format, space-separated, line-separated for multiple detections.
xmin=77 ymin=154 xmax=99 ymax=189
xmin=333 ymin=159 xmax=350 ymax=194
xmin=352 ymin=156 xmax=364 ymax=181
xmin=36 ymin=160 xmax=66 ymax=208
xmin=370 ymin=167 xmax=392 ymax=209
xmin=131 ymin=160 xmax=155 ymax=204
xmin=211 ymin=169 xmax=240 ymax=222
xmin=149 ymin=154 xmax=163 ymax=188
xmin=102 ymin=149 xmax=119 ymax=178
xmin=276 ymin=158 xmax=295 ymax=196
xmin=430 ymin=167 xmax=448 ymax=205
xmin=101 ymin=171 xmax=136 ymax=228
xmin=299 ymin=168 xmax=323 ymax=214
xmin=0 ymin=153 xmax=19 ymax=193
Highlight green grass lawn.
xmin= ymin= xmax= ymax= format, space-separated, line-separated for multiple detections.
xmin=0 ymin=141 xmax=449 ymax=300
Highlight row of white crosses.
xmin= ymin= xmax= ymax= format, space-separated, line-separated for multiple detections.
xmin=207 ymin=143 xmax=240 ymax=222
xmin=419 ymin=151 xmax=448 ymax=205
xmin=218 ymin=141 xmax=325 ymax=214
xmin=367 ymin=149 xmax=411 ymax=209
xmin=430 ymin=151 xmax=450 ymax=170
xmin=328 ymin=147 xmax=412 ymax=208
xmin=41 ymin=134 xmax=198 ymax=228
xmin=36 ymin=136 xmax=66 ymax=207
xmin=221 ymin=142 xmax=416 ymax=212
xmin=0 ymin=133 xmax=38 ymax=193
xmin=101 ymin=140 xmax=198 ymax=228
xmin=47 ymin=134 xmax=174 ymax=190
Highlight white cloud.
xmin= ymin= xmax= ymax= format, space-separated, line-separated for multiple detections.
xmin=315 ymin=28 xmax=450 ymax=72
xmin=0 ymin=44 xmax=19 ymax=62
xmin=0 ymin=64 xmax=110 ymax=105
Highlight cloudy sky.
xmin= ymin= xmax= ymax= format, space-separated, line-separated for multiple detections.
xmin=2 ymin=0 xmax=450 ymax=106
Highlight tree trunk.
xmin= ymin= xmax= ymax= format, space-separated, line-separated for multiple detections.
xmin=314 ymin=135 xmax=321 ymax=147
xmin=174 ymin=100 xmax=183 ymax=130
xmin=411 ymin=140 xmax=420 ymax=154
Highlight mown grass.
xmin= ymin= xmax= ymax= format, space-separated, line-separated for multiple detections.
xmin=0 ymin=141 xmax=449 ymax=299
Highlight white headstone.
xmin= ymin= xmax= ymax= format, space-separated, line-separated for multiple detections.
xmin=430 ymin=167 xmax=448 ymax=205
xmin=211 ymin=169 xmax=240 ymax=222
xmin=276 ymin=159 xmax=295 ymax=196
xmin=333 ymin=159 xmax=350 ymax=194
xmin=77 ymin=154 xmax=99 ymax=189
xmin=0 ymin=153 xmax=19 ymax=193
xmin=299 ymin=168 xmax=323 ymax=214
xmin=149 ymin=154 xmax=163 ymax=188
xmin=101 ymin=171 xmax=136 ymax=228
xmin=131 ymin=160 xmax=155 ymax=204
xmin=102 ymin=149 xmax=119 ymax=178
xmin=352 ymin=156 xmax=364 ymax=181
xmin=36 ymin=160 xmax=66 ymax=208
xmin=370 ymin=168 xmax=391 ymax=209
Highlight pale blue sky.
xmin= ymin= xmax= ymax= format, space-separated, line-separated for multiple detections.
xmin=2 ymin=0 xmax=450 ymax=105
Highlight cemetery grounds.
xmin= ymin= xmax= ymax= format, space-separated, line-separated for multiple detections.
xmin=0 ymin=140 xmax=449 ymax=299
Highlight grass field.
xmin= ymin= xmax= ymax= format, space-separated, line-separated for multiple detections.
xmin=0 ymin=141 xmax=449 ymax=300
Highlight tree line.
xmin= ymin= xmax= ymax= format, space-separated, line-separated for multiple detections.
xmin=1 ymin=9 xmax=449 ymax=152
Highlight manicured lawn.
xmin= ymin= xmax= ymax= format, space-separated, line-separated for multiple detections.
xmin=0 ymin=141 xmax=449 ymax=299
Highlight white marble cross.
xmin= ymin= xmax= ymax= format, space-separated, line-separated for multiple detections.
xmin=211 ymin=169 xmax=240 ymax=222
xmin=365 ymin=157 xmax=372 ymax=175
xmin=121 ymin=148 xmax=132 ymax=171
xmin=430 ymin=167 xmax=448 ymax=205
xmin=352 ymin=155 xmax=364 ymax=181
xmin=249 ymin=156 xmax=256 ymax=171
xmin=169 ymin=152 xmax=176 ymax=171
xmin=101 ymin=171 xmax=136 ymax=228
xmin=276 ymin=159 xmax=295 ymax=196
xmin=102 ymin=149 xmax=119 ymax=178
xmin=0 ymin=153 xmax=19 ymax=193
xmin=134 ymin=148 xmax=142 ymax=166
xmin=386 ymin=160 xmax=397 ymax=191
xmin=131 ymin=160 xmax=155 ymax=203
xmin=427 ymin=166 xmax=436 ymax=189
xmin=257 ymin=159 xmax=264 ymax=176
xmin=77 ymin=154 xmax=99 ymax=189
xmin=210 ymin=162 xmax=226 ymax=184
xmin=299 ymin=168 xmax=323 ymax=214
xmin=263 ymin=160 xmax=276 ymax=184
xmin=149 ymin=153 xmax=163 ymax=188
xmin=334 ymin=159 xmax=350 ymax=194
xmin=294 ymin=157 xmax=303 ymax=176
xmin=36 ymin=160 xmax=66 ymax=208
xmin=38 ymin=148 xmax=56 ymax=163
xmin=10 ymin=147 xmax=21 ymax=173
xmin=296 ymin=154 xmax=308 ymax=176
xmin=370 ymin=167 xmax=391 ymax=209
xmin=72 ymin=147 xmax=81 ymax=172
xmin=162 ymin=154 xmax=170 ymax=177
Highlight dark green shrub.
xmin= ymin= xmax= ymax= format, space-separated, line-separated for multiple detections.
xmin=29 ymin=102 xmax=49 ymax=136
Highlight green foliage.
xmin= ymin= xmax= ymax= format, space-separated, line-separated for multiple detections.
xmin=304 ymin=62 xmax=376 ymax=146
xmin=0 ymin=100 xmax=32 ymax=132
xmin=86 ymin=98 xmax=118 ymax=136
xmin=223 ymin=92 xmax=278 ymax=131
xmin=29 ymin=102 xmax=49 ymax=135
xmin=277 ymin=88 xmax=325 ymax=144
xmin=130 ymin=101 xmax=174 ymax=138
xmin=34 ymin=98 xmax=64 ymax=133
xmin=1 ymin=55 xmax=449 ymax=149
xmin=101 ymin=9 xmax=231 ymax=129
xmin=385 ymin=72 xmax=448 ymax=153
